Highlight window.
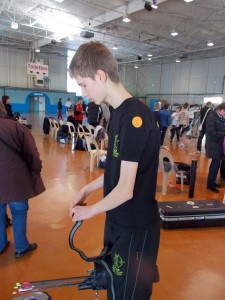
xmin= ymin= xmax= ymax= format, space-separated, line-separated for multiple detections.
xmin=203 ymin=97 xmax=223 ymax=104
xmin=67 ymin=50 xmax=81 ymax=95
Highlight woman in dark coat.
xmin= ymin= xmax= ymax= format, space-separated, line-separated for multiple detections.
xmin=0 ymin=101 xmax=45 ymax=257
xmin=206 ymin=103 xmax=225 ymax=192
xmin=2 ymin=95 xmax=13 ymax=118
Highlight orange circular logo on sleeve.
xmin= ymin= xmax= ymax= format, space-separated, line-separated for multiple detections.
xmin=132 ymin=116 xmax=143 ymax=128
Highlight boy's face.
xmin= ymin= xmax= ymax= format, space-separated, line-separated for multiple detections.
xmin=75 ymin=72 xmax=106 ymax=105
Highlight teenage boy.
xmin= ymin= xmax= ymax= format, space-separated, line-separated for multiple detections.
xmin=69 ymin=41 xmax=161 ymax=300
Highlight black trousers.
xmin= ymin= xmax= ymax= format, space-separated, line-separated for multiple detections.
xmin=104 ymin=219 xmax=160 ymax=300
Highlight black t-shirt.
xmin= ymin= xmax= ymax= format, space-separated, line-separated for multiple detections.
xmin=104 ymin=98 xmax=160 ymax=229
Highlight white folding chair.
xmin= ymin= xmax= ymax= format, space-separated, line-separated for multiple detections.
xmin=158 ymin=146 xmax=185 ymax=195
xmin=84 ymin=135 xmax=107 ymax=172
xmin=77 ymin=123 xmax=91 ymax=139
xmin=53 ymin=119 xmax=60 ymax=139
xmin=49 ymin=118 xmax=56 ymax=138
xmin=88 ymin=124 xmax=95 ymax=137
xmin=67 ymin=122 xmax=77 ymax=141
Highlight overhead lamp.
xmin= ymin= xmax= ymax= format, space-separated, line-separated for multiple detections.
xmin=151 ymin=0 xmax=158 ymax=9
xmin=134 ymin=65 xmax=138 ymax=69
xmin=123 ymin=14 xmax=131 ymax=23
xmin=11 ymin=22 xmax=18 ymax=29
xmin=68 ymin=35 xmax=74 ymax=41
xmin=176 ymin=58 xmax=180 ymax=63
xmin=207 ymin=40 xmax=214 ymax=47
xmin=148 ymin=58 xmax=152 ymax=61
xmin=184 ymin=0 xmax=193 ymax=2
xmin=123 ymin=1 xmax=131 ymax=22
xmin=147 ymin=53 xmax=153 ymax=57
xmin=35 ymin=48 xmax=40 ymax=53
xmin=171 ymin=29 xmax=178 ymax=36
xmin=112 ymin=44 xmax=118 ymax=50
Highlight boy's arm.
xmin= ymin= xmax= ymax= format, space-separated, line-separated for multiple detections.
xmin=70 ymin=174 xmax=104 ymax=210
xmin=70 ymin=160 xmax=138 ymax=221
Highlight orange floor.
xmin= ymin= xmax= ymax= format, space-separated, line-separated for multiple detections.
xmin=1 ymin=113 xmax=225 ymax=300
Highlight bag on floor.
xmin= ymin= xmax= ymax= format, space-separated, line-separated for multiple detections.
xmin=74 ymin=137 xmax=86 ymax=151
xmin=99 ymin=155 xmax=107 ymax=168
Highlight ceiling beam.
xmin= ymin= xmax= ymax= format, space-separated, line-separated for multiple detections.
xmin=31 ymin=0 xmax=168 ymax=49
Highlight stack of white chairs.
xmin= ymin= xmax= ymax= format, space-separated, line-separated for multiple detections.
xmin=84 ymin=135 xmax=107 ymax=172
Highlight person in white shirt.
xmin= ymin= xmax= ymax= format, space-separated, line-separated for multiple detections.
xmin=65 ymin=98 xmax=72 ymax=111
xmin=170 ymin=106 xmax=181 ymax=142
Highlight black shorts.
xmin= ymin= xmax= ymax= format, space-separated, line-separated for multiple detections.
xmin=104 ymin=219 xmax=160 ymax=300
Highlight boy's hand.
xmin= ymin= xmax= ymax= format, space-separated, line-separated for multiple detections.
xmin=71 ymin=205 xmax=94 ymax=222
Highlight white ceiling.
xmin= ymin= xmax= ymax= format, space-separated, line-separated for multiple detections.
xmin=1 ymin=0 xmax=225 ymax=65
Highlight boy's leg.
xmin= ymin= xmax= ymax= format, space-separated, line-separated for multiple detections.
xmin=105 ymin=221 xmax=160 ymax=300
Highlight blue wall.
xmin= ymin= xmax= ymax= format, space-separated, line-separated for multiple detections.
xmin=0 ymin=86 xmax=76 ymax=114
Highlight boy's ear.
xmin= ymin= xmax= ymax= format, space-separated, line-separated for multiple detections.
xmin=96 ymin=69 xmax=107 ymax=82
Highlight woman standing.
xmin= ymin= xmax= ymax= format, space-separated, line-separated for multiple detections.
xmin=206 ymin=103 xmax=225 ymax=192
xmin=0 ymin=101 xmax=45 ymax=258
xmin=2 ymin=95 xmax=13 ymax=118
xmin=57 ymin=98 xmax=63 ymax=119
xmin=74 ymin=97 xmax=84 ymax=125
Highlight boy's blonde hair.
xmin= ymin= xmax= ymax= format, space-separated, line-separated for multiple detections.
xmin=67 ymin=109 xmax=74 ymax=117
xmin=69 ymin=41 xmax=120 ymax=83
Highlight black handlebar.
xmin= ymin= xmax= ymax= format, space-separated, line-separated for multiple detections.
xmin=69 ymin=221 xmax=108 ymax=263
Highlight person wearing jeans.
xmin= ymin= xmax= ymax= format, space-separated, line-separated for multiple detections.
xmin=0 ymin=200 xmax=29 ymax=254
xmin=0 ymin=101 xmax=45 ymax=258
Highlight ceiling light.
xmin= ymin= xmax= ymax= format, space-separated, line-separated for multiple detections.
xmin=68 ymin=35 xmax=74 ymax=41
xmin=134 ymin=65 xmax=138 ymax=69
xmin=55 ymin=0 xmax=64 ymax=3
xmin=151 ymin=0 xmax=158 ymax=9
xmin=123 ymin=14 xmax=131 ymax=23
xmin=207 ymin=40 xmax=214 ymax=47
xmin=35 ymin=48 xmax=40 ymax=53
xmin=171 ymin=30 xmax=178 ymax=36
xmin=148 ymin=58 xmax=152 ymax=61
xmin=147 ymin=53 xmax=153 ymax=57
xmin=176 ymin=58 xmax=180 ymax=63
xmin=112 ymin=44 xmax=118 ymax=50
xmin=184 ymin=0 xmax=193 ymax=2
xmin=11 ymin=22 xmax=18 ymax=29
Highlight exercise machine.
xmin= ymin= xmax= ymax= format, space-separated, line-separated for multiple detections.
xmin=11 ymin=221 xmax=115 ymax=300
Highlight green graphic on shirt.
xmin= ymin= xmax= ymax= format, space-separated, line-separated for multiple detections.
xmin=112 ymin=253 xmax=125 ymax=276
xmin=113 ymin=134 xmax=120 ymax=158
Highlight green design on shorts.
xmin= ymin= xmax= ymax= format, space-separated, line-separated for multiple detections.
xmin=112 ymin=253 xmax=125 ymax=276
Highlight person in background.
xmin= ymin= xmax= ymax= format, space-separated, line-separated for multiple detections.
xmin=2 ymin=95 xmax=13 ymax=118
xmin=159 ymin=103 xmax=171 ymax=145
xmin=65 ymin=98 xmax=72 ymax=111
xmin=57 ymin=98 xmax=63 ymax=119
xmin=153 ymin=102 xmax=162 ymax=130
xmin=179 ymin=102 xmax=190 ymax=137
xmin=100 ymin=102 xmax=111 ymax=130
xmin=170 ymin=106 xmax=181 ymax=143
xmin=86 ymin=101 xmax=103 ymax=127
xmin=196 ymin=101 xmax=212 ymax=153
xmin=67 ymin=109 xmax=78 ymax=130
xmin=74 ymin=97 xmax=84 ymax=125
xmin=206 ymin=102 xmax=225 ymax=193
xmin=69 ymin=41 xmax=160 ymax=300
xmin=0 ymin=101 xmax=45 ymax=258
